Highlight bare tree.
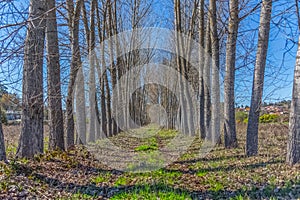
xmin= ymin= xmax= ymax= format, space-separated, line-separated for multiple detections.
xmin=286 ymin=0 xmax=300 ymax=165
xmin=46 ymin=0 xmax=65 ymax=151
xmin=203 ymin=18 xmax=212 ymax=139
xmin=223 ymin=0 xmax=239 ymax=148
xmin=246 ymin=0 xmax=272 ymax=156
xmin=65 ymin=0 xmax=83 ymax=149
xmin=209 ymin=0 xmax=221 ymax=144
xmin=88 ymin=0 xmax=97 ymax=142
xmin=198 ymin=0 xmax=205 ymax=139
xmin=17 ymin=0 xmax=46 ymax=158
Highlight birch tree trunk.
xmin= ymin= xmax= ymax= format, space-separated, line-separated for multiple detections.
xmin=224 ymin=0 xmax=239 ymax=148
xmin=246 ymin=0 xmax=272 ymax=156
xmin=46 ymin=0 xmax=65 ymax=151
xmin=17 ymin=0 xmax=46 ymax=158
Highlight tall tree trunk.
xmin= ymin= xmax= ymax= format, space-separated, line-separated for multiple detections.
xmin=113 ymin=0 xmax=122 ymax=134
xmin=107 ymin=0 xmax=118 ymax=135
xmin=88 ymin=0 xmax=96 ymax=142
xmin=209 ymin=0 xmax=221 ymax=145
xmin=17 ymin=0 xmax=46 ymax=158
xmin=174 ymin=0 xmax=188 ymax=134
xmin=198 ymin=0 xmax=205 ymax=139
xmin=95 ymin=3 xmax=108 ymax=137
xmin=224 ymin=0 xmax=239 ymax=149
xmin=0 ymin=108 xmax=6 ymax=161
xmin=286 ymin=0 xmax=300 ymax=166
xmin=66 ymin=0 xmax=83 ymax=149
xmin=246 ymin=0 xmax=272 ymax=156
xmin=104 ymin=68 xmax=112 ymax=136
xmin=46 ymin=0 xmax=65 ymax=151
xmin=203 ymin=19 xmax=212 ymax=140
xmin=286 ymin=35 xmax=300 ymax=165
xmin=75 ymin=69 xmax=86 ymax=144
xmin=74 ymin=1 xmax=90 ymax=145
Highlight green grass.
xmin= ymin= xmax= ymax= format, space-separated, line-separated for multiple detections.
xmin=156 ymin=129 xmax=178 ymax=139
xmin=66 ymin=191 xmax=94 ymax=200
xmin=91 ymin=173 xmax=112 ymax=184
xmin=110 ymin=185 xmax=192 ymax=200
xmin=134 ymin=137 xmax=158 ymax=152
xmin=115 ymin=176 xmax=131 ymax=186
xmin=134 ymin=144 xmax=158 ymax=151
xmin=2 ymin=124 xmax=300 ymax=199
xmin=196 ymin=169 xmax=208 ymax=177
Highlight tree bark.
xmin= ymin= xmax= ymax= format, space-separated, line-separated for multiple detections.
xmin=95 ymin=3 xmax=108 ymax=137
xmin=203 ymin=19 xmax=212 ymax=140
xmin=66 ymin=0 xmax=83 ymax=149
xmin=46 ymin=0 xmax=65 ymax=151
xmin=17 ymin=0 xmax=46 ymax=158
xmin=0 ymin=108 xmax=6 ymax=161
xmin=286 ymin=0 xmax=300 ymax=165
xmin=199 ymin=0 xmax=205 ymax=139
xmin=209 ymin=0 xmax=221 ymax=145
xmin=107 ymin=0 xmax=118 ymax=135
xmin=286 ymin=35 xmax=300 ymax=165
xmin=174 ymin=0 xmax=189 ymax=135
xmin=246 ymin=0 xmax=272 ymax=156
xmin=75 ymin=69 xmax=86 ymax=145
xmin=224 ymin=0 xmax=239 ymax=148
xmin=88 ymin=0 xmax=97 ymax=142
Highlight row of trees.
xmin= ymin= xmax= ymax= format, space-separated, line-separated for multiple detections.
xmin=0 ymin=0 xmax=299 ymax=165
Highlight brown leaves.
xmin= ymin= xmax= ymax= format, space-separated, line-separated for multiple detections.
xmin=1 ymin=124 xmax=300 ymax=199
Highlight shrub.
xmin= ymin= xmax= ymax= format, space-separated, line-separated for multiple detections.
xmin=0 ymin=110 xmax=7 ymax=125
xmin=259 ymin=114 xmax=279 ymax=123
xmin=235 ymin=112 xmax=248 ymax=123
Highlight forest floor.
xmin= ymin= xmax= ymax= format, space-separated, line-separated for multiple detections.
xmin=0 ymin=123 xmax=300 ymax=199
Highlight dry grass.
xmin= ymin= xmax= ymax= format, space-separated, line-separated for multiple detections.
xmin=0 ymin=123 xmax=299 ymax=199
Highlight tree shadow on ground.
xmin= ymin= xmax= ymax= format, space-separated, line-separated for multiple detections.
xmin=32 ymin=172 xmax=300 ymax=199
xmin=175 ymin=153 xmax=283 ymax=165
xmin=168 ymin=159 xmax=284 ymax=174
xmin=9 ymin=160 xmax=300 ymax=199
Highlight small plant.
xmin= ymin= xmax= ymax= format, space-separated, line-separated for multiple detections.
xmin=196 ymin=170 xmax=208 ymax=177
xmin=0 ymin=181 xmax=9 ymax=192
xmin=230 ymin=194 xmax=246 ymax=200
xmin=210 ymin=182 xmax=224 ymax=192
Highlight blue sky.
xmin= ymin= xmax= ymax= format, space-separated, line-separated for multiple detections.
xmin=0 ymin=0 xmax=298 ymax=107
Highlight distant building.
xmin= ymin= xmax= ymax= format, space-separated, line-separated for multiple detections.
xmin=5 ymin=110 xmax=21 ymax=120
xmin=5 ymin=110 xmax=22 ymax=124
